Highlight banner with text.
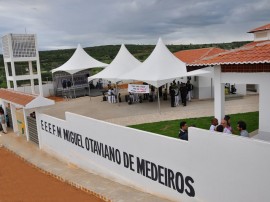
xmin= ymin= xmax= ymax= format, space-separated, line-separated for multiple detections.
xmin=128 ymin=84 xmax=149 ymax=94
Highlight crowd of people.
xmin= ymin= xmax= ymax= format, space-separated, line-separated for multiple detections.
xmin=179 ymin=115 xmax=250 ymax=141
xmin=103 ymin=78 xmax=195 ymax=107
xmin=209 ymin=116 xmax=249 ymax=137
xmin=169 ymin=80 xmax=193 ymax=108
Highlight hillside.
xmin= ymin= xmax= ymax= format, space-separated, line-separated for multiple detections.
xmin=0 ymin=41 xmax=250 ymax=88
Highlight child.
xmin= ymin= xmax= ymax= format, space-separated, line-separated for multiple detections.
xmin=210 ymin=118 xmax=218 ymax=131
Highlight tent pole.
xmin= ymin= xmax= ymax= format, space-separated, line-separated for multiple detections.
xmin=89 ymin=82 xmax=91 ymax=101
xmin=72 ymin=74 xmax=76 ymax=98
xmin=116 ymin=83 xmax=120 ymax=106
xmin=157 ymin=88 xmax=161 ymax=114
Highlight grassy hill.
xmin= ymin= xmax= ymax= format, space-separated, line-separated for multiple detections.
xmin=0 ymin=41 xmax=250 ymax=88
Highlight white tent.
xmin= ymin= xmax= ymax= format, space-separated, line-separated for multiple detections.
xmin=51 ymin=44 xmax=108 ymax=74
xmin=88 ymin=44 xmax=141 ymax=83
xmin=117 ymin=38 xmax=209 ymax=88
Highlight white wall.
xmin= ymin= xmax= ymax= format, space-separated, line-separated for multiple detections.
xmin=197 ymin=79 xmax=246 ymax=100
xmin=17 ymin=83 xmax=54 ymax=97
xmin=198 ymin=77 xmax=213 ymax=99
xmin=235 ymin=84 xmax=246 ymax=95
xmin=37 ymin=112 xmax=270 ymax=202
xmin=221 ymin=72 xmax=270 ymax=134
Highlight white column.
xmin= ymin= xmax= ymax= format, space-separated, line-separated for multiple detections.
xmin=35 ymin=35 xmax=43 ymax=96
xmin=35 ymin=109 xmax=43 ymax=149
xmin=36 ymin=60 xmax=43 ymax=96
xmin=4 ymin=62 xmax=11 ymax=89
xmin=213 ymin=65 xmax=225 ymax=123
xmin=10 ymin=104 xmax=18 ymax=134
xmin=10 ymin=61 xmax=17 ymax=90
xmin=28 ymin=61 xmax=35 ymax=94
xmin=23 ymin=108 xmax=29 ymax=141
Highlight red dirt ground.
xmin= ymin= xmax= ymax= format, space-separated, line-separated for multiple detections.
xmin=0 ymin=147 xmax=106 ymax=202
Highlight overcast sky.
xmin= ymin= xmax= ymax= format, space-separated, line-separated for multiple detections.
xmin=0 ymin=0 xmax=269 ymax=51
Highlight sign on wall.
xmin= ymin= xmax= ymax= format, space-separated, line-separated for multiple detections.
xmin=37 ymin=112 xmax=270 ymax=202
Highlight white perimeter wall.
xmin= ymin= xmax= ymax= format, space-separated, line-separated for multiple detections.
xmin=17 ymin=83 xmax=54 ymax=97
xmin=37 ymin=112 xmax=270 ymax=202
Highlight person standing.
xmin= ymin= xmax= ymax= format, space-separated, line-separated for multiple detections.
xmin=221 ymin=119 xmax=232 ymax=134
xmin=224 ymin=115 xmax=233 ymax=133
xmin=107 ymin=88 xmax=112 ymax=103
xmin=210 ymin=118 xmax=218 ymax=131
xmin=179 ymin=121 xmax=188 ymax=141
xmin=170 ymin=85 xmax=175 ymax=107
xmin=186 ymin=80 xmax=192 ymax=101
xmin=180 ymin=83 xmax=187 ymax=106
xmin=0 ymin=111 xmax=7 ymax=134
xmin=174 ymin=86 xmax=179 ymax=106
xmin=237 ymin=121 xmax=249 ymax=137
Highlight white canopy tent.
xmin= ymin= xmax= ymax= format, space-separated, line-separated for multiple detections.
xmin=88 ymin=44 xmax=141 ymax=83
xmin=117 ymin=38 xmax=210 ymax=112
xmin=117 ymin=38 xmax=209 ymax=88
xmin=87 ymin=44 xmax=141 ymax=101
xmin=51 ymin=44 xmax=108 ymax=74
xmin=51 ymin=44 xmax=108 ymax=97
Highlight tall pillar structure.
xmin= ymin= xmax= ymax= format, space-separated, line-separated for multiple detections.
xmin=1 ymin=34 xmax=43 ymax=96
xmin=213 ymin=65 xmax=225 ymax=123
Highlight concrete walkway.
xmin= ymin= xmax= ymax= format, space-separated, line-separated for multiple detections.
xmin=0 ymin=94 xmax=259 ymax=202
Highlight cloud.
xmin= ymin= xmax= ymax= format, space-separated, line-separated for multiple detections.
xmin=0 ymin=0 xmax=269 ymax=51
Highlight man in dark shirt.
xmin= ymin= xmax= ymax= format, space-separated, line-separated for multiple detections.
xmin=179 ymin=121 xmax=188 ymax=141
xmin=169 ymin=84 xmax=175 ymax=107
xmin=180 ymin=83 xmax=187 ymax=106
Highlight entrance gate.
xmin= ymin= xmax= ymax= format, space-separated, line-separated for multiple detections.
xmin=27 ymin=116 xmax=39 ymax=145
xmin=6 ymin=108 xmax=13 ymax=129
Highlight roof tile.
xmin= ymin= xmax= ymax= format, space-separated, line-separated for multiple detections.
xmin=174 ymin=47 xmax=226 ymax=63
xmin=0 ymin=88 xmax=37 ymax=106
xmin=248 ymin=23 xmax=270 ymax=33
xmin=189 ymin=41 xmax=270 ymax=66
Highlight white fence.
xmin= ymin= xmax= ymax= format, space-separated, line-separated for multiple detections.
xmin=36 ymin=112 xmax=270 ymax=202
xmin=17 ymin=83 xmax=54 ymax=97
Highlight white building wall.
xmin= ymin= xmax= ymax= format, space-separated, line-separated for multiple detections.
xmin=198 ymin=77 xmax=213 ymax=99
xmin=259 ymin=83 xmax=270 ymax=134
xmin=36 ymin=112 xmax=270 ymax=202
xmin=234 ymin=84 xmax=246 ymax=95
xmin=221 ymin=72 xmax=270 ymax=134
xmin=254 ymin=31 xmax=270 ymax=41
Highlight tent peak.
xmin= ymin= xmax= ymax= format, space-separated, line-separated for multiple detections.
xmin=51 ymin=43 xmax=108 ymax=75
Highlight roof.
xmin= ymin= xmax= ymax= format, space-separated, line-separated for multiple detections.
xmin=174 ymin=47 xmax=226 ymax=63
xmin=0 ymin=88 xmax=55 ymax=109
xmin=189 ymin=40 xmax=270 ymax=66
xmin=88 ymin=44 xmax=141 ymax=83
xmin=248 ymin=23 xmax=270 ymax=33
xmin=51 ymin=44 xmax=108 ymax=75
xmin=117 ymin=38 xmax=209 ymax=87
xmin=0 ymin=88 xmax=36 ymax=106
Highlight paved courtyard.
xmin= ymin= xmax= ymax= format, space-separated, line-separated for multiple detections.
xmin=43 ymin=93 xmax=259 ymax=126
